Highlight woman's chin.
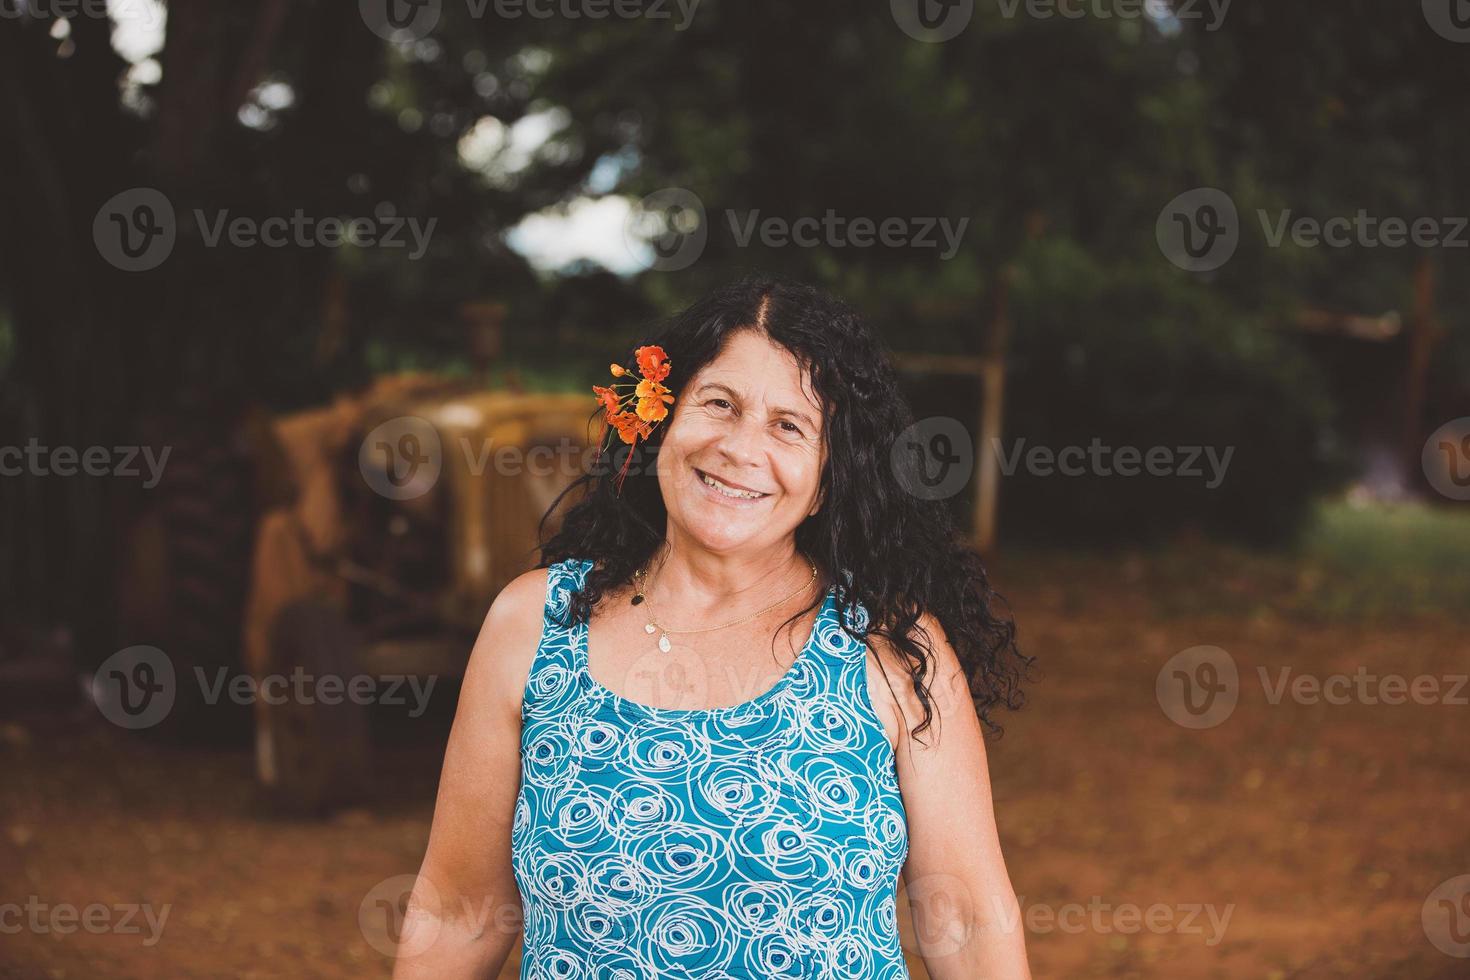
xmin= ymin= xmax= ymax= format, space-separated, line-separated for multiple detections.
xmin=674 ymin=516 xmax=773 ymax=556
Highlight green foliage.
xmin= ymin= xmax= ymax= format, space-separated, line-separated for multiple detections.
xmin=1002 ymin=238 xmax=1348 ymax=544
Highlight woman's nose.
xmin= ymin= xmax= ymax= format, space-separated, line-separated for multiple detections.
xmin=715 ymin=414 xmax=762 ymax=467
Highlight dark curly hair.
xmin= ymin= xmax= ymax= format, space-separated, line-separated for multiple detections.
xmin=540 ymin=274 xmax=1034 ymax=741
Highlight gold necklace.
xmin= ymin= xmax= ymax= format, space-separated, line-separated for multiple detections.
xmin=631 ymin=555 xmax=818 ymax=654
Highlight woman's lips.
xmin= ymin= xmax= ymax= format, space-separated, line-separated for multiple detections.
xmin=693 ymin=468 xmax=770 ymax=500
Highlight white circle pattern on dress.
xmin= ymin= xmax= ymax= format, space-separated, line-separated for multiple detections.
xmin=512 ymin=559 xmax=911 ymax=979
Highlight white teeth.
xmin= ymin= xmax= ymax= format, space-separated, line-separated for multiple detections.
xmin=700 ymin=471 xmax=765 ymax=499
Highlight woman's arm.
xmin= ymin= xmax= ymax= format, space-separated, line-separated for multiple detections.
xmin=872 ymin=613 xmax=1032 ymax=979
xmin=392 ymin=568 xmax=548 ymax=979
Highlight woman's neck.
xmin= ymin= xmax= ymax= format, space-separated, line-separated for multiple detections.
xmin=650 ymin=532 xmax=807 ymax=613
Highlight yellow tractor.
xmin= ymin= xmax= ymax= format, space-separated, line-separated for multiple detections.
xmin=237 ymin=375 xmax=592 ymax=813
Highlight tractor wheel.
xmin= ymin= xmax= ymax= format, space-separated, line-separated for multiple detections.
xmin=115 ymin=408 xmax=260 ymax=743
xmin=257 ymin=600 xmax=371 ymax=816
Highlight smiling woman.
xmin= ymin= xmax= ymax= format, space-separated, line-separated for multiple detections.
xmin=395 ymin=275 xmax=1037 ymax=979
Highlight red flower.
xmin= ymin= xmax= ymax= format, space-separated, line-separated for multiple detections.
xmin=592 ymin=384 xmax=620 ymax=415
xmin=635 ymin=345 xmax=671 ymax=383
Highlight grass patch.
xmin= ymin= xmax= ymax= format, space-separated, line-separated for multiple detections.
xmin=1290 ymin=497 xmax=1470 ymax=619
xmin=998 ymin=497 xmax=1470 ymax=623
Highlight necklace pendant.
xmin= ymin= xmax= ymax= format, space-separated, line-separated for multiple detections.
xmin=657 ymin=633 xmax=672 ymax=653
xmin=644 ymin=622 xmax=657 ymax=634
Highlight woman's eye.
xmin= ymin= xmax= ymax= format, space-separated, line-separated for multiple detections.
xmin=708 ymin=398 xmax=733 ymax=411
xmin=777 ymin=420 xmax=803 ymax=436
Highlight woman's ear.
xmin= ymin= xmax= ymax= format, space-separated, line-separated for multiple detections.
xmin=807 ymin=480 xmax=827 ymax=517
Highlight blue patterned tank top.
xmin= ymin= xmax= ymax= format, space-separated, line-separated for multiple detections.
xmin=511 ymin=558 xmax=910 ymax=979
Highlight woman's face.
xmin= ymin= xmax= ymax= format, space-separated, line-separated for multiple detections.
xmin=656 ymin=329 xmax=826 ymax=557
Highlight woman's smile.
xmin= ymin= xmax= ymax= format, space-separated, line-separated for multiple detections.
xmin=692 ymin=467 xmax=771 ymax=503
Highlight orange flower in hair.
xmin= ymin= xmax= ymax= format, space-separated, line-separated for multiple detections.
xmin=634 ymin=378 xmax=674 ymax=423
xmin=593 ymin=345 xmax=674 ymax=488
xmin=636 ymin=345 xmax=672 ymax=383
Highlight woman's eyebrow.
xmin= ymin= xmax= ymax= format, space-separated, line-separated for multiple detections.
xmin=771 ymin=405 xmax=818 ymax=429
xmin=694 ymin=381 xmax=741 ymax=400
xmin=697 ymin=380 xmax=819 ymax=428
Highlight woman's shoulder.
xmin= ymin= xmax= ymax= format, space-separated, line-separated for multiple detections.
xmin=464 ymin=561 xmax=596 ymax=714
xmin=492 ymin=565 xmax=553 ymax=617
xmin=487 ymin=558 xmax=597 ymax=629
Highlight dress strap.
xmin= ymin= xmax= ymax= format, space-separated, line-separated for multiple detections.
xmin=521 ymin=559 xmax=592 ymax=717
xmin=798 ymin=576 xmax=871 ymax=685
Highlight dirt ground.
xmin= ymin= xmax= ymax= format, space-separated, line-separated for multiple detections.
xmin=2 ymin=548 xmax=1466 ymax=979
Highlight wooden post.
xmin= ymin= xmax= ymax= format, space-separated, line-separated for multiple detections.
xmin=974 ymin=267 xmax=1014 ymax=556
xmin=1402 ymin=255 xmax=1441 ymax=490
